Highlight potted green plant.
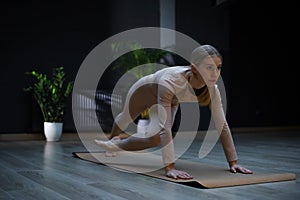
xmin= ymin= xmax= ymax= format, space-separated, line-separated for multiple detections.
xmin=111 ymin=41 xmax=167 ymax=80
xmin=111 ymin=42 xmax=167 ymax=134
xmin=137 ymin=107 xmax=150 ymax=134
xmin=24 ymin=66 xmax=74 ymax=141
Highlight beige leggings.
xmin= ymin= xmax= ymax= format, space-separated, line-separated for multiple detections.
xmin=109 ymin=76 xmax=163 ymax=151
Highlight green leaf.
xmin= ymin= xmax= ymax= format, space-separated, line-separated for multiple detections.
xmin=24 ymin=66 xmax=74 ymax=122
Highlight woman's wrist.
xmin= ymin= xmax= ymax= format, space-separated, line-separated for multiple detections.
xmin=228 ymin=160 xmax=238 ymax=167
xmin=164 ymin=163 xmax=175 ymax=172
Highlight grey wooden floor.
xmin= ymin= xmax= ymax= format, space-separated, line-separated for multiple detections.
xmin=1 ymin=130 xmax=300 ymax=200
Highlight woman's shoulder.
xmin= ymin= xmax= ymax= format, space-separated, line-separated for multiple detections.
xmin=208 ymin=84 xmax=224 ymax=108
xmin=208 ymin=84 xmax=221 ymax=97
xmin=154 ymin=66 xmax=190 ymax=92
xmin=155 ymin=65 xmax=189 ymax=79
xmin=166 ymin=65 xmax=190 ymax=73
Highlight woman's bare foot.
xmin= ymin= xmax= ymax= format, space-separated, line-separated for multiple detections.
xmin=94 ymin=136 xmax=121 ymax=157
xmin=104 ymin=151 xmax=117 ymax=157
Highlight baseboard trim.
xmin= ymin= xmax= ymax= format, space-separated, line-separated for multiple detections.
xmin=0 ymin=133 xmax=80 ymax=141
xmin=231 ymin=125 xmax=300 ymax=133
xmin=0 ymin=132 xmax=128 ymax=141
xmin=1 ymin=126 xmax=299 ymax=141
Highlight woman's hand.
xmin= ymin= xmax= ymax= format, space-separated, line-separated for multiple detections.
xmin=166 ymin=169 xmax=193 ymax=179
xmin=229 ymin=160 xmax=253 ymax=174
xmin=165 ymin=163 xmax=193 ymax=179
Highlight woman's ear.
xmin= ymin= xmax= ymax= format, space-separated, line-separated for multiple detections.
xmin=190 ymin=64 xmax=199 ymax=75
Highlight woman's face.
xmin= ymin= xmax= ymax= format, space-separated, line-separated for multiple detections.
xmin=197 ymin=56 xmax=222 ymax=87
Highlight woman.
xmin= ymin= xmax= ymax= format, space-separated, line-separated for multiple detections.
xmin=95 ymin=45 xmax=253 ymax=179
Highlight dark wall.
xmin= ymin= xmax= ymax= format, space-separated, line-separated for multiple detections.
xmin=176 ymin=0 xmax=299 ymax=128
xmin=108 ymin=0 xmax=160 ymax=35
xmin=228 ymin=0 xmax=299 ymax=127
xmin=175 ymin=0 xmax=231 ymax=130
xmin=0 ymin=0 xmax=298 ymax=133
xmin=0 ymin=0 xmax=159 ymax=133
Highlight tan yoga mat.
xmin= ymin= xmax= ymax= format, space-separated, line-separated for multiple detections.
xmin=72 ymin=151 xmax=296 ymax=188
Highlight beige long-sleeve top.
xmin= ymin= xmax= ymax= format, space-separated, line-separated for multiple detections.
xmin=150 ymin=66 xmax=238 ymax=165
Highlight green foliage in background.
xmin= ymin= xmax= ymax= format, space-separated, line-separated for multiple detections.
xmin=24 ymin=67 xmax=74 ymax=122
xmin=111 ymin=41 xmax=168 ymax=79
xmin=111 ymin=42 xmax=169 ymax=119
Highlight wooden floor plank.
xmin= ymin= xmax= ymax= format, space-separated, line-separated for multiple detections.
xmin=0 ymin=188 xmax=14 ymax=200
xmin=0 ymin=163 xmax=71 ymax=200
xmin=0 ymin=152 xmax=42 ymax=171
xmin=19 ymin=170 xmax=128 ymax=200
xmin=0 ymin=130 xmax=299 ymax=200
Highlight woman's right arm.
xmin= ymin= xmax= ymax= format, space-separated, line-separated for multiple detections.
xmin=157 ymin=84 xmax=193 ymax=179
xmin=157 ymin=85 xmax=176 ymax=168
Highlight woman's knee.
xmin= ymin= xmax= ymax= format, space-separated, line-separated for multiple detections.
xmin=148 ymin=134 xmax=161 ymax=147
xmin=114 ymin=113 xmax=132 ymax=130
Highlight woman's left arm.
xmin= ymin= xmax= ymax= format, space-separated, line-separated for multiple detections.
xmin=210 ymin=86 xmax=253 ymax=174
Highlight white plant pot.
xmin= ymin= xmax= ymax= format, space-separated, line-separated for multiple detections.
xmin=44 ymin=122 xmax=63 ymax=142
xmin=137 ymin=119 xmax=150 ymax=136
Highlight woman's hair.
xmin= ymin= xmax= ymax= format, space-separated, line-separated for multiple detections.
xmin=190 ymin=44 xmax=222 ymax=106
xmin=190 ymin=44 xmax=222 ymax=66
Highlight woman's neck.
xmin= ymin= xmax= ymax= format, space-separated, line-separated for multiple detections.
xmin=187 ymin=71 xmax=205 ymax=89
